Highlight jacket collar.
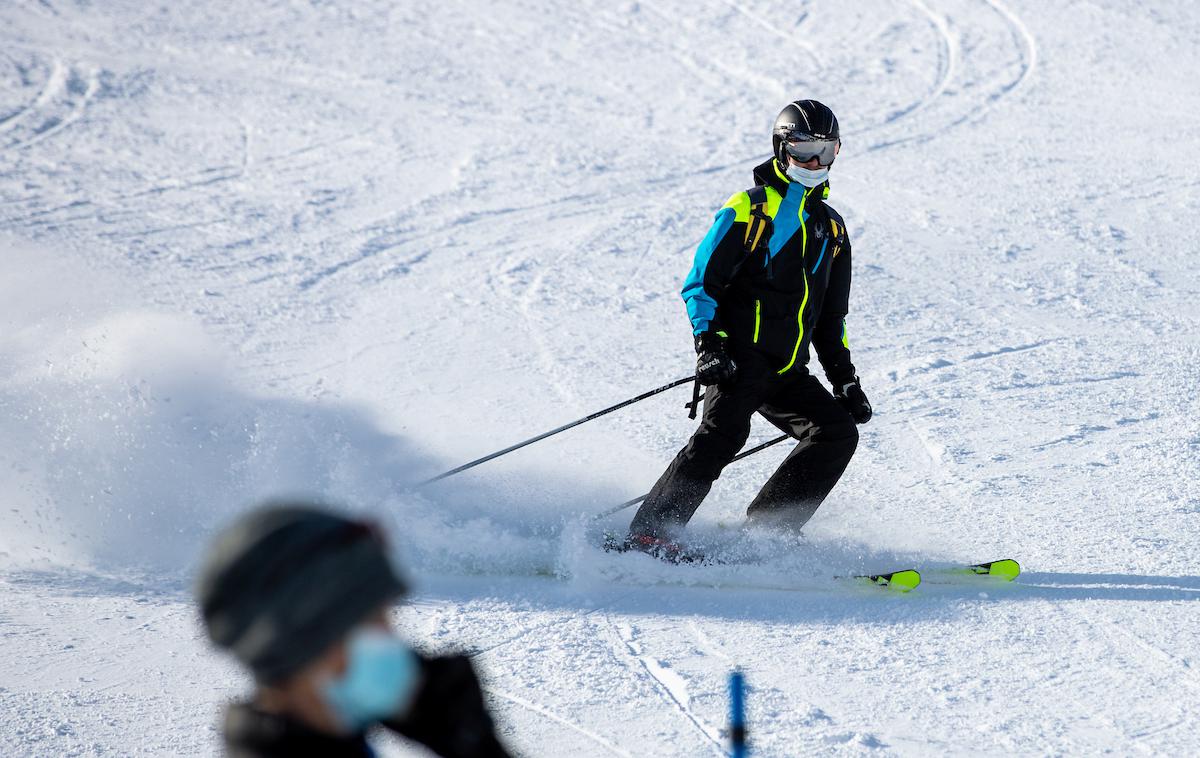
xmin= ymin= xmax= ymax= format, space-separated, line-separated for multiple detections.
xmin=753 ymin=158 xmax=830 ymax=200
xmin=223 ymin=701 xmax=372 ymax=757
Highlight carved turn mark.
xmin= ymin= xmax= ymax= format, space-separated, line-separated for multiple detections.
xmin=1 ymin=52 xmax=98 ymax=152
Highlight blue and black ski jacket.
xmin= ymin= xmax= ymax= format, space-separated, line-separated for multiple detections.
xmin=682 ymin=158 xmax=857 ymax=386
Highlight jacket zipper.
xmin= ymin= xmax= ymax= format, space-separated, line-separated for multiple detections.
xmin=777 ymin=186 xmax=814 ymax=375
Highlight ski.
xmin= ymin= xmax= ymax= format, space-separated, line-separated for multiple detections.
xmin=853 ymin=569 xmax=921 ymax=593
xmin=602 ymin=533 xmax=923 ymax=593
xmin=927 ymin=559 xmax=1021 ymax=583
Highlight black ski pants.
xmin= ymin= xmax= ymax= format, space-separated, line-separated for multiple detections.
xmin=629 ymin=349 xmax=858 ymax=539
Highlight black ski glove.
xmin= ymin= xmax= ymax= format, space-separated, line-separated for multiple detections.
xmin=384 ymin=654 xmax=513 ymax=758
xmin=695 ymin=331 xmax=737 ymax=387
xmin=834 ymin=378 xmax=872 ymax=424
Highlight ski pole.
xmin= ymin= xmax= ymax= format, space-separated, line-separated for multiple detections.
xmin=730 ymin=670 xmax=748 ymax=758
xmin=686 ymin=376 xmax=702 ymax=419
xmin=416 ymin=376 xmax=696 ymax=488
xmin=591 ymin=433 xmax=791 ymax=520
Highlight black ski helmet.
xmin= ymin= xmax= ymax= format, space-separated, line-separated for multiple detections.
xmin=772 ymin=100 xmax=840 ymax=168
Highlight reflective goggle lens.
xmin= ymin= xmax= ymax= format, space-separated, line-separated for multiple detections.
xmin=784 ymin=137 xmax=839 ymax=167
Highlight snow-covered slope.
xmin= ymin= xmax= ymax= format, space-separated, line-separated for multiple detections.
xmin=2 ymin=1 xmax=1198 ymax=755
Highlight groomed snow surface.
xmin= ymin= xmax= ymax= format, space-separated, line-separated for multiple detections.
xmin=2 ymin=0 xmax=1199 ymax=755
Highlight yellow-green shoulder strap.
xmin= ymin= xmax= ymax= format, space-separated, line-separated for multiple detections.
xmin=744 ymin=185 xmax=770 ymax=254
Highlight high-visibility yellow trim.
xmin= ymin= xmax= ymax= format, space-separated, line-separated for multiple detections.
xmin=859 ymin=570 xmax=921 ymax=592
xmin=992 ymin=560 xmax=1021 ymax=581
xmin=753 ymin=300 xmax=761 ymax=343
xmin=967 ymin=559 xmax=1020 ymax=581
xmin=886 ymin=570 xmax=921 ymax=592
xmin=777 ymin=185 xmax=815 ymax=375
xmin=798 ymin=186 xmax=813 ymax=262
xmin=765 ymin=187 xmax=782 ymax=219
xmin=722 ymin=188 xmax=785 ymax=224
xmin=772 ymin=160 xmax=791 ymax=185
xmin=841 ymin=320 xmax=849 ymax=349
xmin=721 ymin=191 xmax=751 ymax=223
xmin=777 ymin=273 xmax=809 ymax=374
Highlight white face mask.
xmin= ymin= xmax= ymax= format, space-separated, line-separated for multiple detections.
xmin=786 ymin=164 xmax=829 ymax=188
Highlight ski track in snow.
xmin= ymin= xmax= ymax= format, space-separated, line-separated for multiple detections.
xmin=862 ymin=0 xmax=1038 ymax=151
xmin=3 ymin=0 xmax=1200 ymax=755
xmin=0 ymin=54 xmax=98 ymax=152
xmin=490 ymin=687 xmax=633 ymax=758
xmin=608 ymin=617 xmax=726 ymax=755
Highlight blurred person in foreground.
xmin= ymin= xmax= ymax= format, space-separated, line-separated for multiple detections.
xmin=196 ymin=502 xmax=513 ymax=758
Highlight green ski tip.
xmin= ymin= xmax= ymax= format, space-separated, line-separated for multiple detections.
xmin=857 ymin=569 xmax=921 ymax=593
xmin=961 ymin=559 xmax=1021 ymax=581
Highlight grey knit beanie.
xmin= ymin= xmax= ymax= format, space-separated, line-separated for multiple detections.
xmin=195 ymin=502 xmax=408 ymax=684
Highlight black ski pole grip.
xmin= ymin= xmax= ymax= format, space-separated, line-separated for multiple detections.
xmin=687 ymin=377 xmax=701 ymax=419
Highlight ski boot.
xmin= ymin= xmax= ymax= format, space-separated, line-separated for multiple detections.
xmin=604 ymin=532 xmax=706 ymax=564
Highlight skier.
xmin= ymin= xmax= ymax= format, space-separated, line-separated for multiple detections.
xmin=625 ymin=100 xmax=872 ymax=561
xmin=196 ymin=502 xmax=513 ymax=757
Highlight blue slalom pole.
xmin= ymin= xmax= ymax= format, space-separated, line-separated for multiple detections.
xmin=730 ymin=670 xmax=747 ymax=758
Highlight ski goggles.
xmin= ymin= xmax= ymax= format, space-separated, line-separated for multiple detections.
xmin=783 ymin=136 xmax=839 ymax=167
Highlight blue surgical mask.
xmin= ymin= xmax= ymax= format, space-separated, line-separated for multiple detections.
xmin=321 ymin=627 xmax=421 ymax=732
xmin=786 ymin=164 xmax=829 ymax=188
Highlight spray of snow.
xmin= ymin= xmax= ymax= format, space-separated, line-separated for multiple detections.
xmin=0 ymin=243 xmax=625 ymax=577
